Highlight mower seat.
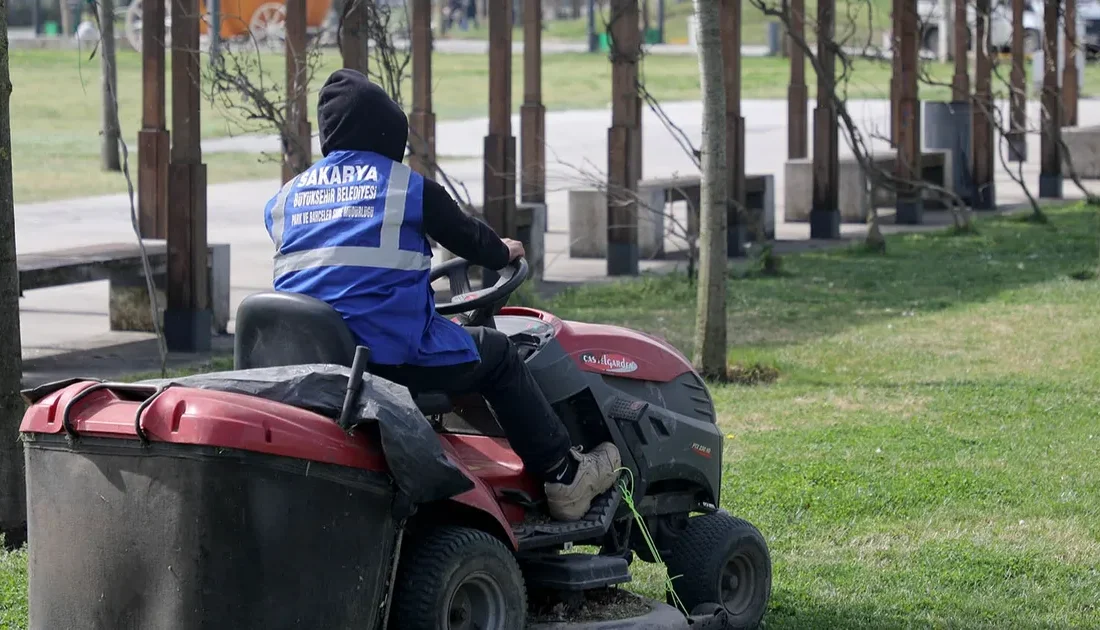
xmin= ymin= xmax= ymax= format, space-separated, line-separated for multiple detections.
xmin=234 ymin=291 xmax=455 ymax=416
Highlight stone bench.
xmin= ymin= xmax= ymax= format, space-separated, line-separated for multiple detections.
xmin=568 ymin=174 xmax=775 ymax=259
xmin=17 ymin=240 xmax=231 ymax=335
xmin=785 ymin=150 xmax=953 ymax=223
xmin=676 ymin=174 xmax=776 ymax=241
xmin=443 ymin=203 xmax=544 ymax=290
xmin=515 ymin=202 xmax=546 ymax=282
xmin=1061 ymin=125 xmax=1100 ymax=179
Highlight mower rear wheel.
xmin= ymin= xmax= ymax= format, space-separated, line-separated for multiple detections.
xmin=390 ymin=526 xmax=527 ymax=630
xmin=665 ymin=512 xmax=771 ymax=629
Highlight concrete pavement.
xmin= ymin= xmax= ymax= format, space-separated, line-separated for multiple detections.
xmin=17 ymin=98 xmax=1100 ymax=378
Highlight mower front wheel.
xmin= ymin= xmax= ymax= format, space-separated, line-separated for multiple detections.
xmin=665 ymin=512 xmax=772 ymax=629
xmin=390 ymin=526 xmax=527 ymax=630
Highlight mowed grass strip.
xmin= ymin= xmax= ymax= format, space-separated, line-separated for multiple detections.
xmin=1 ymin=206 xmax=1098 ymax=628
xmin=550 ymin=204 xmax=1100 ymax=628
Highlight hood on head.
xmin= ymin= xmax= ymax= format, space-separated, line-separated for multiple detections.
xmin=317 ymin=69 xmax=408 ymax=162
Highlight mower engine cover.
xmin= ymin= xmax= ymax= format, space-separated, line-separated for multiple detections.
xmin=138 ymin=364 xmax=475 ymax=506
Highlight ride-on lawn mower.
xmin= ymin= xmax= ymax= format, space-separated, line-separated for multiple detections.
xmin=19 ymin=257 xmax=771 ymax=630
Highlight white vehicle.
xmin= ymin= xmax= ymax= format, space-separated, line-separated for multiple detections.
xmin=917 ymin=0 xmax=1100 ymax=57
xmin=916 ymin=0 xmax=1043 ymax=53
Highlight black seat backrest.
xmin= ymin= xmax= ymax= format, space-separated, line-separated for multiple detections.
xmin=234 ymin=292 xmax=358 ymax=369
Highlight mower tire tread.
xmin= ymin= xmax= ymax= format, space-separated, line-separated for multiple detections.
xmin=665 ymin=512 xmax=772 ymax=629
xmin=390 ymin=526 xmax=527 ymax=630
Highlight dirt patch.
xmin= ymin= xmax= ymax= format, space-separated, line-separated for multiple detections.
xmin=528 ymin=587 xmax=654 ymax=625
xmin=725 ymin=363 xmax=780 ymax=386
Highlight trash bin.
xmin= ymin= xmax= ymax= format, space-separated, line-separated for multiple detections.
xmin=21 ymin=381 xmax=400 ymax=630
xmin=923 ymin=100 xmax=973 ymax=205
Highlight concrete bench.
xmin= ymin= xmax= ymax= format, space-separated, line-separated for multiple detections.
xmin=17 ymin=240 xmax=231 ymax=335
xmin=1061 ymin=125 xmax=1100 ymax=179
xmin=445 ymin=203 xmax=544 ymax=288
xmin=676 ymin=174 xmax=776 ymax=241
xmin=785 ymin=150 xmax=953 ymax=223
xmin=515 ymin=202 xmax=546 ymax=282
xmin=568 ymin=188 xmax=666 ymax=259
xmin=568 ymin=174 xmax=775 ymax=259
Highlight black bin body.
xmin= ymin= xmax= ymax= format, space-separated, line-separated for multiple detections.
xmin=24 ymin=435 xmax=397 ymax=630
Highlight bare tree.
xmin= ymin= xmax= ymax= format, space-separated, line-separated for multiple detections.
xmin=0 ymin=0 xmax=27 ymax=547
xmin=691 ymin=0 xmax=728 ymax=379
xmin=98 ymin=0 xmax=121 ymax=171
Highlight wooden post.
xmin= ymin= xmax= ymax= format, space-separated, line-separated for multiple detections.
xmin=896 ymin=0 xmax=922 ymax=224
xmin=607 ymin=0 xmax=640 ymax=275
xmin=138 ymin=0 xmax=169 ymax=238
xmin=721 ymin=0 xmax=747 ymax=252
xmin=787 ymin=0 xmax=807 ymax=160
xmin=1062 ymin=0 xmax=1078 ymax=126
xmin=1039 ymin=0 xmax=1063 ymax=198
xmin=811 ymin=0 xmax=839 ymax=238
xmin=1008 ymin=0 xmax=1027 ymax=160
xmin=283 ymin=0 xmax=311 ymax=183
xmin=889 ymin=0 xmax=899 ymax=146
xmin=972 ymin=0 xmax=996 ymax=208
xmin=409 ymin=0 xmax=436 ymax=178
xmin=167 ymin=0 xmax=210 ymax=351
xmin=521 ymin=0 xmax=545 ymax=204
xmin=340 ymin=0 xmax=369 ymax=75
xmin=484 ymin=0 xmax=517 ymax=239
xmin=952 ymin=0 xmax=970 ymax=101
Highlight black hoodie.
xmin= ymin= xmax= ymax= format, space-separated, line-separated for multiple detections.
xmin=316 ymin=69 xmax=509 ymax=271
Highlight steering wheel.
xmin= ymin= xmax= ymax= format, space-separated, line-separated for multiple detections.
xmin=431 ymin=256 xmax=529 ymax=327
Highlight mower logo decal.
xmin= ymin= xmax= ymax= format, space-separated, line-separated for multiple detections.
xmin=580 ymin=352 xmax=639 ymax=374
xmin=691 ymin=443 xmax=713 ymax=459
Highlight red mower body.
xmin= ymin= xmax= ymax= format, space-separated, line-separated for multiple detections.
xmin=498 ymin=306 xmax=693 ymax=384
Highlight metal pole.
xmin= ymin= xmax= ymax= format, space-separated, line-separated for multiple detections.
xmin=587 ymin=0 xmax=597 ymax=52
xmin=209 ymin=0 xmax=222 ymax=63
xmin=657 ymin=0 xmax=665 ymax=43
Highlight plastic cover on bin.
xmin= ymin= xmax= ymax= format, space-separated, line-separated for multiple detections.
xmin=136 ymin=364 xmax=474 ymax=507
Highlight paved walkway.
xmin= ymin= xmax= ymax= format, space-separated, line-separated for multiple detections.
xmin=17 ymin=98 xmax=1100 ymax=378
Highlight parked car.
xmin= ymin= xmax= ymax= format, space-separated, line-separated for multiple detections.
xmin=916 ymin=0 xmax=1042 ymax=53
xmin=917 ymin=0 xmax=1100 ymax=59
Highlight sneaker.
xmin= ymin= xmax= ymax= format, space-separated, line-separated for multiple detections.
xmin=544 ymin=442 xmax=622 ymax=521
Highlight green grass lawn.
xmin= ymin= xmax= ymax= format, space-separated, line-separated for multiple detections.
xmin=16 ymin=46 xmax=1100 ymax=204
xmin=442 ymin=0 xmax=894 ymax=48
xmin=547 ymin=203 xmax=1100 ymax=627
xmin=2 ymin=204 xmax=1098 ymax=627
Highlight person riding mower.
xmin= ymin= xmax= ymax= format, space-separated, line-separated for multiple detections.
xmin=262 ymin=68 xmax=621 ymax=522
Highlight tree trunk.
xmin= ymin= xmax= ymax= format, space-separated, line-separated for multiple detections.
xmin=99 ymin=0 xmax=121 ymax=171
xmin=691 ymin=0 xmax=727 ymax=379
xmin=0 ymin=1 xmax=27 ymax=547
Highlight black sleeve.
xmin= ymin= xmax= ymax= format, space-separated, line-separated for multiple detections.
xmin=421 ymin=178 xmax=510 ymax=271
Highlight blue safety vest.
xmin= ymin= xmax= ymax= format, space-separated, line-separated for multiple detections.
xmin=263 ymin=149 xmax=479 ymax=367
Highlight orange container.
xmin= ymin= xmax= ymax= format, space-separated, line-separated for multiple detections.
xmin=198 ymin=0 xmax=333 ymax=40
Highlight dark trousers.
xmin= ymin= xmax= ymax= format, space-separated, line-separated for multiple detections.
xmin=369 ymin=326 xmax=573 ymax=481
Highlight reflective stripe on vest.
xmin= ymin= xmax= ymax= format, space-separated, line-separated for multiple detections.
xmin=269 ymin=161 xmax=430 ymax=279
